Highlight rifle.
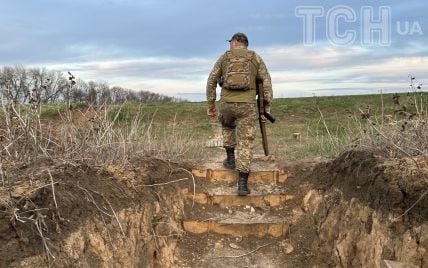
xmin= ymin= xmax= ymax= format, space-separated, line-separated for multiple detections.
xmin=256 ymin=81 xmax=275 ymax=156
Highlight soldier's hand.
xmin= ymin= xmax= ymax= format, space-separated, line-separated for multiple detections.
xmin=260 ymin=114 xmax=268 ymax=123
xmin=207 ymin=107 xmax=217 ymax=118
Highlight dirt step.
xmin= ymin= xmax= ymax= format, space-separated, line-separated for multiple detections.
xmin=183 ymin=209 xmax=290 ymax=237
xmin=182 ymin=185 xmax=294 ymax=208
xmin=183 ymin=220 xmax=288 ymax=238
xmin=192 ymin=158 xmax=287 ymax=184
xmin=382 ymin=260 xmax=420 ymax=268
xmin=174 ymin=233 xmax=293 ymax=268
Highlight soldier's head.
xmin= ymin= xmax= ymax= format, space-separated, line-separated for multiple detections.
xmin=228 ymin=32 xmax=249 ymax=49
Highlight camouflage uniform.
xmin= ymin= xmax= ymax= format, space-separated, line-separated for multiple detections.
xmin=206 ymin=44 xmax=273 ymax=173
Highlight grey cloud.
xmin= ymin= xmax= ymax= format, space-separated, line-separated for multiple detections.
xmin=1 ymin=0 xmax=427 ymax=98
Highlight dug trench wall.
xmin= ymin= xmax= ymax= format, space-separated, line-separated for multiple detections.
xmin=303 ymin=150 xmax=427 ymax=267
xmin=0 ymin=158 xmax=188 ymax=267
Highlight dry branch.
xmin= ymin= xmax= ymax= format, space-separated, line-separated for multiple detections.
xmin=393 ymin=189 xmax=428 ymax=222
xmin=210 ymin=242 xmax=273 ymax=259
xmin=138 ymin=178 xmax=189 ymax=187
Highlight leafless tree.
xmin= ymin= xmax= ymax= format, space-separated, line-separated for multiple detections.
xmin=0 ymin=65 xmax=184 ymax=106
xmin=0 ymin=66 xmax=29 ymax=104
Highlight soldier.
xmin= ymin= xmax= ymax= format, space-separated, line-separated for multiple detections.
xmin=206 ymin=32 xmax=273 ymax=196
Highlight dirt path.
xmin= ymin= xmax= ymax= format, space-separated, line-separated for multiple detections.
xmin=174 ymin=152 xmax=427 ymax=267
xmin=173 ymin=156 xmax=325 ymax=267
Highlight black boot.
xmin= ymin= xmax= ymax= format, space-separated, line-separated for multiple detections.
xmin=223 ymin=147 xmax=236 ymax=169
xmin=237 ymin=172 xmax=250 ymax=196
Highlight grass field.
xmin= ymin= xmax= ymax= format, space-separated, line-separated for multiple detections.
xmin=141 ymin=93 xmax=424 ymax=158
xmin=2 ymin=92 xmax=426 ymax=164
xmin=68 ymin=92 xmax=428 ymax=160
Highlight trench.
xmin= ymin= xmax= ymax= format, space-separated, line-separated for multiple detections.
xmin=0 ymin=151 xmax=426 ymax=267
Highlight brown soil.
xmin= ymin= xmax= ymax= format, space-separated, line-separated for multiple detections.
xmin=0 ymin=157 xmax=191 ymax=267
xmin=1 ymin=150 xmax=427 ymax=267
xmin=313 ymin=150 xmax=427 ymax=224
xmin=280 ymin=150 xmax=428 ymax=267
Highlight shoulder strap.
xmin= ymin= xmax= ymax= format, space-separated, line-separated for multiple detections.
xmin=245 ymin=50 xmax=255 ymax=59
xmin=246 ymin=50 xmax=258 ymax=69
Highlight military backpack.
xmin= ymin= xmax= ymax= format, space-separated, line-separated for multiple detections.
xmin=222 ymin=50 xmax=255 ymax=91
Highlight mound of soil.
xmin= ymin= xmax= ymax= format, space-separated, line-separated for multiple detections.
xmin=0 ymin=157 xmax=191 ymax=267
xmin=302 ymin=150 xmax=428 ymax=267
xmin=314 ymin=150 xmax=427 ymax=224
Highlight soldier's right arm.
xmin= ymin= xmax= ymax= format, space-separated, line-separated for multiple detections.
xmin=255 ymin=54 xmax=273 ymax=113
xmin=206 ymin=54 xmax=225 ymax=109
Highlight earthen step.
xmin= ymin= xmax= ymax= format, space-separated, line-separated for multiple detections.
xmin=183 ymin=210 xmax=290 ymax=238
xmin=192 ymin=162 xmax=288 ymax=184
xmin=175 ymin=233 xmax=288 ymax=267
xmin=183 ymin=220 xmax=288 ymax=238
xmin=192 ymin=159 xmax=287 ymax=184
xmin=382 ymin=260 xmax=419 ymax=268
xmin=192 ymin=169 xmax=287 ymax=184
xmin=182 ymin=185 xmax=294 ymax=208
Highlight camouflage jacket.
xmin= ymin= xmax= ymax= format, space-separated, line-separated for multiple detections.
xmin=206 ymin=45 xmax=273 ymax=111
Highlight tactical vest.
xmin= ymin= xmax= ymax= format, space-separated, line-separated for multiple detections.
xmin=222 ymin=50 xmax=255 ymax=91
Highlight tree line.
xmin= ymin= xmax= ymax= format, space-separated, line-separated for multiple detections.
xmin=0 ymin=66 xmax=183 ymax=105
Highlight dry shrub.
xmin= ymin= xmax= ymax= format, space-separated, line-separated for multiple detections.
xmin=310 ymin=80 xmax=427 ymax=160
xmin=350 ymin=87 xmax=428 ymax=160
xmin=354 ymin=116 xmax=427 ymax=159
xmin=0 ymin=98 xmax=206 ymax=166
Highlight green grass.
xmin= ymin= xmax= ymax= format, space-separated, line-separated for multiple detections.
xmin=35 ymin=92 xmax=427 ymax=160
xmin=40 ymin=104 xmax=66 ymax=118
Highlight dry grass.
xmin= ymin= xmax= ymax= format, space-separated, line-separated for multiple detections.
xmin=349 ymin=89 xmax=427 ymax=160
xmin=0 ymin=98 xmax=207 ymax=166
xmin=312 ymin=90 xmax=428 ymax=160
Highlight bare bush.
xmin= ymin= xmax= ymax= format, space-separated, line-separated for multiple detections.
xmin=0 ymin=97 xmax=206 ymax=166
xmin=310 ymin=76 xmax=427 ymax=160
xmin=354 ymin=116 xmax=428 ymax=159
xmin=360 ymin=119 xmax=427 ymax=159
xmin=352 ymin=76 xmax=427 ymax=159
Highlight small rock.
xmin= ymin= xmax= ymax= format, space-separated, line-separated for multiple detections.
xmin=245 ymin=205 xmax=251 ymax=210
xmin=154 ymin=201 xmax=161 ymax=214
xmin=235 ymin=237 xmax=242 ymax=242
xmin=202 ymin=206 xmax=205 ymax=210
xmin=280 ymin=241 xmax=294 ymax=254
xmin=229 ymin=243 xmax=240 ymax=249
xmin=214 ymin=242 xmax=223 ymax=249
xmin=228 ymin=209 xmax=233 ymax=214
xmin=250 ymin=207 xmax=255 ymax=213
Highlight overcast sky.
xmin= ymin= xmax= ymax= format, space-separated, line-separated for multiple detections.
xmin=0 ymin=0 xmax=427 ymax=99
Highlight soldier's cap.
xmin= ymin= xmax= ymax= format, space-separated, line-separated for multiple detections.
xmin=227 ymin=32 xmax=249 ymax=46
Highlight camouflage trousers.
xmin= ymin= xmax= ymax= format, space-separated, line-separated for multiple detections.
xmin=219 ymin=102 xmax=257 ymax=173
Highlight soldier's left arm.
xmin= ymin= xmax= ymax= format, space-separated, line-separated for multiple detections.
xmin=255 ymin=54 xmax=273 ymax=113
